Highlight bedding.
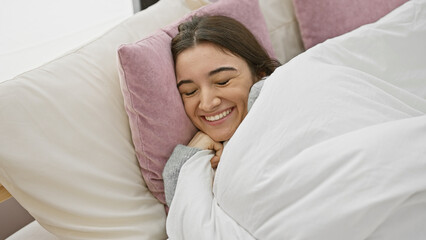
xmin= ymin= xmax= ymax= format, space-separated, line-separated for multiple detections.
xmin=118 ymin=0 xmax=275 ymax=206
xmin=166 ymin=1 xmax=426 ymax=239
xmin=0 ymin=0 xmax=199 ymax=239
xmin=0 ymin=0 xmax=306 ymax=238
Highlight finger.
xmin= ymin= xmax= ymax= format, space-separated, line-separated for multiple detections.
xmin=212 ymin=142 xmax=223 ymax=157
xmin=210 ymin=156 xmax=219 ymax=169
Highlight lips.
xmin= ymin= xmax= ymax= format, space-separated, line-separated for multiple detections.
xmin=204 ymin=108 xmax=232 ymax=122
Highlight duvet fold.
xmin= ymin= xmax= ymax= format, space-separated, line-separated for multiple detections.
xmin=167 ymin=1 xmax=426 ymax=239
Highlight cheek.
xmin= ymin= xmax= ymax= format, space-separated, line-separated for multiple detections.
xmin=183 ymin=99 xmax=198 ymax=118
xmin=233 ymin=87 xmax=251 ymax=107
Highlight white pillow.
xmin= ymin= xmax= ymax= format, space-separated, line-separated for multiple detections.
xmin=197 ymin=0 xmax=305 ymax=64
xmin=185 ymin=0 xmax=210 ymax=9
xmin=260 ymin=0 xmax=305 ymax=63
xmin=0 ymin=0 xmax=194 ymax=239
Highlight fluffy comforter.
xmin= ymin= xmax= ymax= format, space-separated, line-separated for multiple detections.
xmin=167 ymin=1 xmax=426 ymax=239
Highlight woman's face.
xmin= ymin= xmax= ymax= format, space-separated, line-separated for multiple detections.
xmin=176 ymin=42 xmax=256 ymax=142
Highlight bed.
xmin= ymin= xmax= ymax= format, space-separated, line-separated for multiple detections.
xmin=1 ymin=0 xmax=424 ymax=239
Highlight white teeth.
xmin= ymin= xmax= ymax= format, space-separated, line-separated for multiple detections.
xmin=205 ymin=109 xmax=232 ymax=122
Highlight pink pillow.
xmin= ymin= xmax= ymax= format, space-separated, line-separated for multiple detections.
xmin=117 ymin=0 xmax=275 ymax=205
xmin=293 ymin=0 xmax=408 ymax=49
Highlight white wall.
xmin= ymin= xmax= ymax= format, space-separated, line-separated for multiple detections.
xmin=0 ymin=0 xmax=134 ymax=82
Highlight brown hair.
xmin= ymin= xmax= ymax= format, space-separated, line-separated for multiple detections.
xmin=171 ymin=15 xmax=280 ymax=80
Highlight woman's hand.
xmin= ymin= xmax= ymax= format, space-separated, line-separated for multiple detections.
xmin=188 ymin=131 xmax=223 ymax=169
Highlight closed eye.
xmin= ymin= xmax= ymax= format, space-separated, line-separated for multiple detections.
xmin=183 ymin=89 xmax=197 ymax=96
xmin=217 ymin=79 xmax=230 ymax=86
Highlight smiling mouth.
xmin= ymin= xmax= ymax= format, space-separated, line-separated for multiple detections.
xmin=204 ymin=108 xmax=232 ymax=122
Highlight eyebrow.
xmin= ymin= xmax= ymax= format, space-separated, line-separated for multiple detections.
xmin=177 ymin=66 xmax=237 ymax=88
xmin=208 ymin=66 xmax=237 ymax=76
xmin=177 ymin=79 xmax=193 ymax=88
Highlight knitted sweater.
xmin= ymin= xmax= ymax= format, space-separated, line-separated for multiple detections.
xmin=163 ymin=79 xmax=265 ymax=207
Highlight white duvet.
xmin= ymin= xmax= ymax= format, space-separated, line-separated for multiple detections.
xmin=166 ymin=1 xmax=426 ymax=239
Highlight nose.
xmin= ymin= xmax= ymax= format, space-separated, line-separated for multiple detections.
xmin=199 ymin=89 xmax=221 ymax=112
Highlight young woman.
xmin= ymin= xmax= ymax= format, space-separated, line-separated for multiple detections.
xmin=163 ymin=15 xmax=280 ymax=207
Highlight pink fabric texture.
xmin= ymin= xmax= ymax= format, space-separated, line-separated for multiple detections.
xmin=117 ymin=0 xmax=275 ymax=205
xmin=293 ymin=0 xmax=408 ymax=49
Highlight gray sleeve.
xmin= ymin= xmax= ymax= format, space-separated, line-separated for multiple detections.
xmin=163 ymin=144 xmax=201 ymax=207
xmin=248 ymin=78 xmax=266 ymax=111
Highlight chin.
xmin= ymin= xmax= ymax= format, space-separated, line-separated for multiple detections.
xmin=212 ymin=136 xmax=228 ymax=142
xmin=211 ymin=131 xmax=234 ymax=143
